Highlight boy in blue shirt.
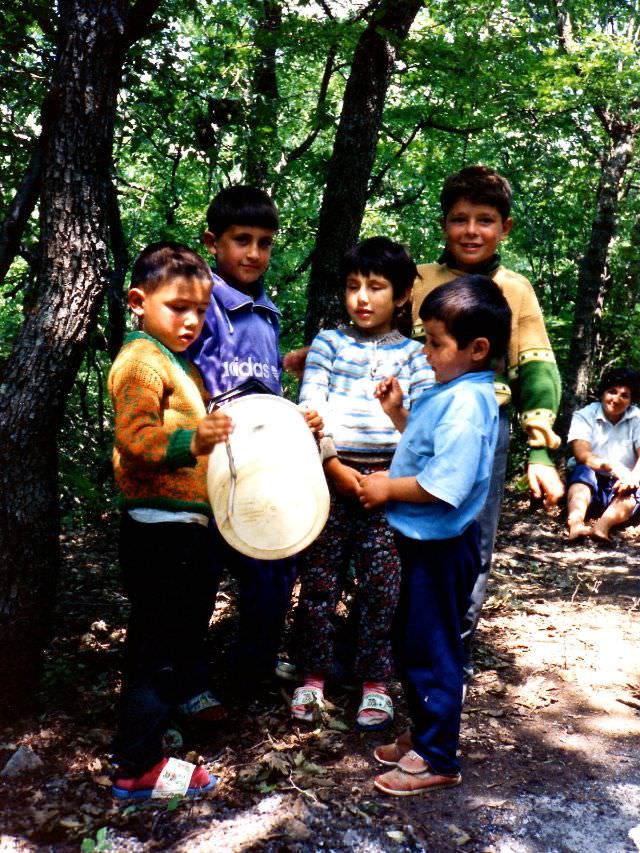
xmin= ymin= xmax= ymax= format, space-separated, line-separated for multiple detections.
xmin=360 ymin=275 xmax=511 ymax=796
xmin=189 ymin=186 xmax=319 ymax=689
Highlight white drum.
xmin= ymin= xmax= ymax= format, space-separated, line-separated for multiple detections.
xmin=207 ymin=394 xmax=330 ymax=559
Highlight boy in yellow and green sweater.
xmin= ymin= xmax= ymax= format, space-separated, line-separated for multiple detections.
xmin=411 ymin=166 xmax=564 ymax=681
xmin=108 ymin=242 xmax=232 ymax=800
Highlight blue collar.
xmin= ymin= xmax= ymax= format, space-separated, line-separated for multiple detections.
xmin=211 ymin=272 xmax=281 ymax=317
xmin=434 ymin=370 xmax=495 ymax=390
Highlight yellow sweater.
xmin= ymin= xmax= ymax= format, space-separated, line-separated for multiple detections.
xmin=413 ymin=263 xmax=561 ymax=465
xmin=108 ymin=332 xmax=211 ymax=514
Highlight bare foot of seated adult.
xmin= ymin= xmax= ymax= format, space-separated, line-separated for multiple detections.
xmin=567 ymin=520 xmax=592 ymax=541
xmin=592 ymin=522 xmax=614 ymax=544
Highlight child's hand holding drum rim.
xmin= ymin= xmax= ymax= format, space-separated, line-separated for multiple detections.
xmin=297 ymin=402 xmax=324 ymax=438
xmin=191 ymin=410 xmax=234 ymax=457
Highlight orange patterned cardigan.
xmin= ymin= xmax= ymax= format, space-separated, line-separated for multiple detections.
xmin=108 ymin=332 xmax=211 ymax=515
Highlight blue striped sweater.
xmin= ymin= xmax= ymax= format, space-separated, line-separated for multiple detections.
xmin=299 ymin=327 xmax=434 ymax=461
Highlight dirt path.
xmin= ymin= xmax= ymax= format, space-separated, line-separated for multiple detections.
xmin=1 ymin=492 xmax=639 ymax=852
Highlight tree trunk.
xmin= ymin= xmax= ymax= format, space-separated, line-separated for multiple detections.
xmin=0 ymin=0 xmax=159 ymax=721
xmin=304 ymin=0 xmax=423 ymax=342
xmin=105 ymin=177 xmax=129 ymax=360
xmin=558 ymin=120 xmax=636 ymax=433
xmin=245 ymin=0 xmax=282 ymax=188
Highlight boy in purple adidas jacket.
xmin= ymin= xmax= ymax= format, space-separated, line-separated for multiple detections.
xmin=189 ymin=185 xmax=318 ymax=694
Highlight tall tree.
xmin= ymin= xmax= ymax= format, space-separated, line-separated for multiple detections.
xmin=0 ymin=0 xmax=161 ymax=720
xmin=560 ymin=113 xmax=637 ymax=424
xmin=245 ymin=0 xmax=282 ymax=187
xmin=304 ymin=0 xmax=423 ymax=341
xmin=552 ymin=0 xmax=640 ymax=429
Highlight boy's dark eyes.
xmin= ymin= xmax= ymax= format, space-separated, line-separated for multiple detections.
xmin=450 ymin=215 xmax=496 ymax=225
xmin=346 ymin=280 xmax=388 ymax=289
xmin=233 ymin=236 xmax=272 ymax=249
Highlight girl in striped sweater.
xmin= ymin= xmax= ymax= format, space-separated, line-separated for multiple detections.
xmin=291 ymin=237 xmax=433 ymax=730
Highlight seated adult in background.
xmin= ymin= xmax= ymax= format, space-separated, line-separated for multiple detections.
xmin=567 ymin=366 xmax=640 ymax=542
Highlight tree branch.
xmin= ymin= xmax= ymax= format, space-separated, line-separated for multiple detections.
xmin=282 ymin=44 xmax=337 ymax=166
xmin=124 ymin=0 xmax=164 ymax=46
xmin=369 ymin=115 xmax=490 ymax=198
xmin=316 ymin=0 xmax=335 ymax=20
xmin=379 ymin=183 xmax=427 ymax=211
xmin=279 ymin=249 xmax=314 ymax=287
xmin=0 ymin=138 xmax=43 ymax=286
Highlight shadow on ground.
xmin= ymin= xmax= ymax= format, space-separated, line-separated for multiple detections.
xmin=0 ymin=490 xmax=639 ymax=852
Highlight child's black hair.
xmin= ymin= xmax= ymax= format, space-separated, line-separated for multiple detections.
xmin=440 ymin=165 xmax=512 ymax=221
xmin=419 ymin=274 xmax=511 ymax=364
xmin=597 ymin=366 xmax=640 ymax=402
xmin=206 ymin=185 xmax=279 ymax=236
xmin=340 ymin=236 xmax=418 ymax=300
xmin=130 ymin=241 xmax=212 ymax=293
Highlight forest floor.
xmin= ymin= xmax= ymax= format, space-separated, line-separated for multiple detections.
xmin=1 ymin=489 xmax=640 ymax=853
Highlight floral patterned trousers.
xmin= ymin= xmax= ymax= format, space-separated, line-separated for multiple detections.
xmin=296 ymin=461 xmax=400 ymax=681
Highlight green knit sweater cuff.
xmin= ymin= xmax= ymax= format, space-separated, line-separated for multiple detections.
xmin=528 ymin=447 xmax=553 ymax=466
xmin=166 ymin=429 xmax=197 ymax=469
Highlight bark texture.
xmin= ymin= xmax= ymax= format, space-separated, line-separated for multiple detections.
xmin=558 ymin=119 xmax=637 ymax=433
xmin=0 ymin=0 xmax=159 ymax=720
xmin=304 ymin=0 xmax=423 ymax=342
xmin=245 ymin=0 xmax=282 ymax=188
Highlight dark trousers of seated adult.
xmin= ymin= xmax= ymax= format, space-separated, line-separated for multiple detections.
xmin=462 ymin=407 xmax=510 ymax=670
xmin=113 ymin=515 xmax=220 ymax=776
xmin=392 ymin=524 xmax=480 ymax=776
xmin=567 ymin=464 xmax=640 ymax=524
xmin=209 ymin=523 xmax=297 ymax=682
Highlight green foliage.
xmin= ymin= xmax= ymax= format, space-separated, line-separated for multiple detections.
xmin=1 ymin=0 xmax=639 ymax=517
xmin=58 ymin=343 xmax=116 ymax=527
xmin=81 ymin=827 xmax=112 ymax=853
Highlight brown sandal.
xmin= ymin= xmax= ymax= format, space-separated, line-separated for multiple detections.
xmin=373 ymin=728 xmax=412 ymax=767
xmin=374 ymin=750 xmax=461 ymax=797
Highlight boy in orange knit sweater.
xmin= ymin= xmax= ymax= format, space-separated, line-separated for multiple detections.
xmin=108 ymin=242 xmax=232 ymax=800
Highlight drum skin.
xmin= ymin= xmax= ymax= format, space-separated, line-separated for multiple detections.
xmin=207 ymin=395 xmax=330 ymax=559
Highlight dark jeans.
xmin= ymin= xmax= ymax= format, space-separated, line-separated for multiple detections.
xmin=393 ymin=524 xmax=480 ymax=775
xmin=112 ymin=515 xmax=221 ymax=775
xmin=209 ymin=523 xmax=297 ymax=681
xmin=462 ymin=407 xmax=510 ymax=668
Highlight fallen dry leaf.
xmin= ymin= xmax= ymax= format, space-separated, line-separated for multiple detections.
xmin=447 ymin=823 xmax=471 ymax=846
xmin=386 ymin=830 xmax=406 ymax=842
xmin=58 ymin=816 xmax=85 ymax=830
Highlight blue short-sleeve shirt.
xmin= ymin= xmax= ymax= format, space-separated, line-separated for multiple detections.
xmin=387 ymin=371 xmax=499 ymax=540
